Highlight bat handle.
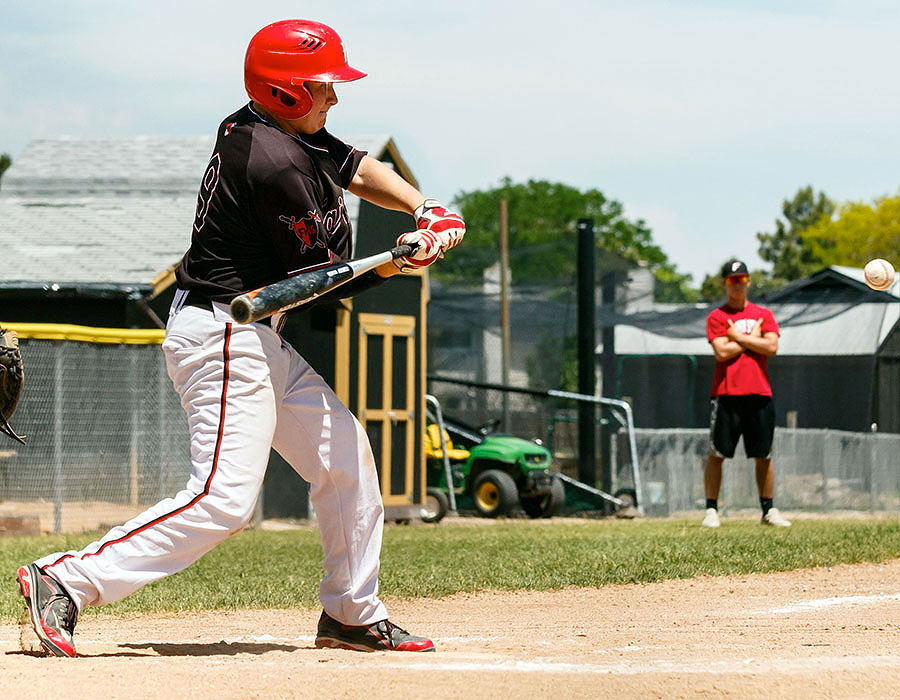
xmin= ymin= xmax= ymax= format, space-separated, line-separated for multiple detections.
xmin=391 ymin=243 xmax=417 ymax=259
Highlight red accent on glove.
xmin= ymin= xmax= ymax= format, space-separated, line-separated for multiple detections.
xmin=415 ymin=200 xmax=466 ymax=250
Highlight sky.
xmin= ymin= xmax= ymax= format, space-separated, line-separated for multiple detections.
xmin=2 ymin=0 xmax=899 ymax=284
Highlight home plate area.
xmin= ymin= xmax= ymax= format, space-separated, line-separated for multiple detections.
xmin=3 ymin=560 xmax=899 ymax=699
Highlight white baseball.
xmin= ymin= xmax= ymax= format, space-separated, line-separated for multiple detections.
xmin=863 ymin=258 xmax=896 ymax=291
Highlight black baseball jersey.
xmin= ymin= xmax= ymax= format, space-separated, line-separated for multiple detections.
xmin=176 ymin=103 xmax=372 ymax=304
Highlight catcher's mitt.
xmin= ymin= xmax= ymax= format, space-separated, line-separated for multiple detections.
xmin=0 ymin=327 xmax=26 ymax=445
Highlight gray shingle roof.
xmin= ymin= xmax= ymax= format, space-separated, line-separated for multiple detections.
xmin=2 ymin=136 xmax=216 ymax=198
xmin=0 ymin=134 xmax=397 ymax=287
xmin=1 ymin=195 xmax=199 ymax=286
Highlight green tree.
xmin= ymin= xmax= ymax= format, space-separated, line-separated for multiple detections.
xmin=755 ymin=186 xmax=834 ymax=284
xmin=444 ymin=177 xmax=696 ymax=301
xmin=803 ymin=194 xmax=900 ymax=266
xmin=655 ymin=266 xmax=699 ymax=303
xmin=0 ymin=153 xmax=11 ymax=189
xmin=699 ymin=271 xmax=724 ymax=302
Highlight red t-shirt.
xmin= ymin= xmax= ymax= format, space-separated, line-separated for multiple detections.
xmin=707 ymin=301 xmax=779 ymax=397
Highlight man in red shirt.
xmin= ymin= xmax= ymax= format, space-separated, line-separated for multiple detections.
xmin=703 ymin=260 xmax=791 ymax=528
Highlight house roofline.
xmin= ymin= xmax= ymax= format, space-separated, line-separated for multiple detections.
xmin=759 ymin=266 xmax=897 ymax=303
xmin=378 ymin=138 xmax=419 ymax=190
xmin=0 ymin=282 xmax=151 ymax=299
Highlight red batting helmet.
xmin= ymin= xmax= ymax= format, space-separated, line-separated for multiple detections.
xmin=244 ymin=20 xmax=366 ymax=120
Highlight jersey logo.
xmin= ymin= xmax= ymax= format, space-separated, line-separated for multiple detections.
xmin=194 ymin=153 xmax=221 ymax=233
xmin=279 ymin=214 xmax=326 ymax=253
xmin=321 ymin=196 xmax=352 ymax=236
xmin=224 ymin=122 xmax=236 ymax=136
xmin=733 ymin=318 xmax=757 ymax=334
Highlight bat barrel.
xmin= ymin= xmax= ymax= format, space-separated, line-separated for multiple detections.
xmin=228 ymin=243 xmax=417 ymax=324
xmin=229 ymin=266 xmax=350 ymax=323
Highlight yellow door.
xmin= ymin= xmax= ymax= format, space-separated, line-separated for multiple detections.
xmin=357 ymin=313 xmax=416 ymax=506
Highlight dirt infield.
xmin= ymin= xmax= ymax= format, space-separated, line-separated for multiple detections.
xmin=3 ymin=559 xmax=899 ymax=699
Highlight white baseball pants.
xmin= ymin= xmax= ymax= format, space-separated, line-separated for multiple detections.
xmin=37 ymin=296 xmax=389 ymax=626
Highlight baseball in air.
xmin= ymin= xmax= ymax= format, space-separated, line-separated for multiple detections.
xmin=863 ymin=258 xmax=896 ymax=291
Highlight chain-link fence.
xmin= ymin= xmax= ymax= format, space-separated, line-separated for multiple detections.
xmin=3 ymin=338 xmax=898 ymax=535
xmin=0 ymin=337 xmax=191 ymax=534
xmin=427 ymin=378 xmax=900 ymax=517
xmin=618 ymin=428 xmax=900 ymax=517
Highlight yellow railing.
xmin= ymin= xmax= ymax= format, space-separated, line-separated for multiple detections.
xmin=0 ymin=322 xmax=165 ymax=345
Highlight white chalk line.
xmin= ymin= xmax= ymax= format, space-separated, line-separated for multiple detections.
xmin=316 ymin=656 xmax=900 ymax=676
xmin=764 ymin=593 xmax=900 ymax=614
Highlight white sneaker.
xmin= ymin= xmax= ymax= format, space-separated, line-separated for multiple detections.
xmin=701 ymin=508 xmax=720 ymax=528
xmin=761 ymin=508 xmax=791 ymax=527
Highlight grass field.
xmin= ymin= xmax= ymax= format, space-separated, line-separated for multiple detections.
xmin=3 ymin=516 xmax=900 ymax=621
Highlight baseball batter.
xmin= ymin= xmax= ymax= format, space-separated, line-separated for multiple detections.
xmin=17 ymin=19 xmax=464 ymax=657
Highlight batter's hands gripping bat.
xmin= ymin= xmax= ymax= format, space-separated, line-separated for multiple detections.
xmin=230 ymin=243 xmax=416 ymax=324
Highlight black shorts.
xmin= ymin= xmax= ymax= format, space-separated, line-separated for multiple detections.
xmin=709 ymin=395 xmax=775 ymax=459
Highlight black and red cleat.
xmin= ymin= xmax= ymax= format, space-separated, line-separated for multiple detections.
xmin=314 ymin=611 xmax=435 ymax=652
xmin=17 ymin=563 xmax=78 ymax=657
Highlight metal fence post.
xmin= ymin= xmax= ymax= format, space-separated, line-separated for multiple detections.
xmin=53 ymin=343 xmax=64 ymax=534
xmin=425 ymin=394 xmax=457 ymax=513
xmin=576 ymin=218 xmax=596 ymax=488
xmin=823 ymin=430 xmax=841 ymax=512
xmin=158 ymin=351 xmax=168 ymax=501
xmin=129 ymin=348 xmax=140 ymax=506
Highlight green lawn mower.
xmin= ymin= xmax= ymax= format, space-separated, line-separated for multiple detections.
xmin=421 ymin=402 xmax=565 ymax=523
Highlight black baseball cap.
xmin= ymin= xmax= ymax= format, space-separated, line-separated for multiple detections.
xmin=721 ymin=260 xmax=749 ymax=279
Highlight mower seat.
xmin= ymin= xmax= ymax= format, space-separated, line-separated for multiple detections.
xmin=424 ymin=423 xmax=470 ymax=462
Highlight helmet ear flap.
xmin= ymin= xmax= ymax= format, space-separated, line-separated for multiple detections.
xmin=286 ymin=79 xmax=314 ymax=118
xmin=254 ymin=82 xmax=312 ymax=120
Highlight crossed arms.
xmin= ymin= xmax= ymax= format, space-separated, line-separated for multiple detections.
xmin=710 ymin=318 xmax=779 ymax=362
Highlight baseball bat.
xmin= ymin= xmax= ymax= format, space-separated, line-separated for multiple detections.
xmin=230 ymin=243 xmax=416 ymax=324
